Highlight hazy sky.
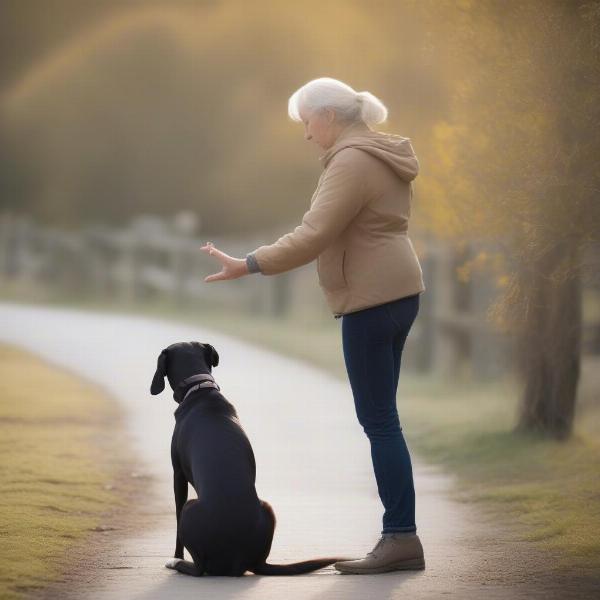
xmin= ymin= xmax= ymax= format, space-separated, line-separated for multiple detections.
xmin=0 ymin=0 xmax=171 ymax=91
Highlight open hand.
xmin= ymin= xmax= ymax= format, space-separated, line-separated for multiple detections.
xmin=200 ymin=242 xmax=249 ymax=282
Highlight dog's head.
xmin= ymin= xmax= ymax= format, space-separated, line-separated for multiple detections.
xmin=150 ymin=341 xmax=219 ymax=401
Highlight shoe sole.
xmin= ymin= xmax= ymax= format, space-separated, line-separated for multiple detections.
xmin=335 ymin=557 xmax=426 ymax=574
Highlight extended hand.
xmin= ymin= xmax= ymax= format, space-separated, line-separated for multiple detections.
xmin=200 ymin=242 xmax=249 ymax=282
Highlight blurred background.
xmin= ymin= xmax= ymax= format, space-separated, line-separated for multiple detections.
xmin=2 ymin=0 xmax=600 ymax=416
xmin=1 ymin=0 xmax=600 ymax=590
xmin=2 ymin=0 xmax=599 ymax=383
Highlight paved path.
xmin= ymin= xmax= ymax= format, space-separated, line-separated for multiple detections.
xmin=0 ymin=301 xmax=593 ymax=599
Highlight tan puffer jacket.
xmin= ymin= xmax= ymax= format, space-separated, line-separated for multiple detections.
xmin=248 ymin=120 xmax=426 ymax=318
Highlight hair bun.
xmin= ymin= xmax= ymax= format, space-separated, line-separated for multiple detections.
xmin=288 ymin=77 xmax=388 ymax=126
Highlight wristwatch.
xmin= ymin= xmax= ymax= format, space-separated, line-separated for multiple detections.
xmin=246 ymin=253 xmax=262 ymax=274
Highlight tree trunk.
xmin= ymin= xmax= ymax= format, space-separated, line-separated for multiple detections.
xmin=514 ymin=237 xmax=582 ymax=440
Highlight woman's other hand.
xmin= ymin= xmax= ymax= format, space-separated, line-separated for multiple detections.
xmin=200 ymin=242 xmax=249 ymax=282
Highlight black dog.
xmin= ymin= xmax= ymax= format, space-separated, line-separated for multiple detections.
xmin=150 ymin=341 xmax=350 ymax=576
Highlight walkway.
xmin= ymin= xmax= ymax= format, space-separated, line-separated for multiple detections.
xmin=0 ymin=302 xmax=592 ymax=599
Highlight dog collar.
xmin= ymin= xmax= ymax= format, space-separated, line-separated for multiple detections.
xmin=178 ymin=373 xmax=220 ymax=403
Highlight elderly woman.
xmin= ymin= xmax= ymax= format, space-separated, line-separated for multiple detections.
xmin=200 ymin=77 xmax=426 ymax=575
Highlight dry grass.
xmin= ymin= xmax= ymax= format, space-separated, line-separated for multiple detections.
xmin=397 ymin=372 xmax=600 ymax=574
xmin=0 ymin=343 xmax=129 ymax=600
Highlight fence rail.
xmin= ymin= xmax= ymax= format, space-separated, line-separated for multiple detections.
xmin=5 ymin=210 xmax=596 ymax=379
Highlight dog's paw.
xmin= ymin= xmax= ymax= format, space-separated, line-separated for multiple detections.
xmin=165 ymin=558 xmax=183 ymax=569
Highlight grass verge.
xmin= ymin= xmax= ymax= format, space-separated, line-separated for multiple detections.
xmin=0 ymin=341 xmax=138 ymax=600
xmin=398 ymin=374 xmax=600 ymax=574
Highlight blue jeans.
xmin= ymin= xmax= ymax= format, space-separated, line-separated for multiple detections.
xmin=341 ymin=293 xmax=420 ymax=534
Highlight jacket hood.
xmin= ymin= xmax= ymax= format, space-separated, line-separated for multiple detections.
xmin=319 ymin=122 xmax=419 ymax=182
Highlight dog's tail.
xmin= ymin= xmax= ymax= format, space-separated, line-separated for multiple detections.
xmin=250 ymin=556 xmax=354 ymax=576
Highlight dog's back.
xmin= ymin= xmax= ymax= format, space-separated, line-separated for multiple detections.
xmin=173 ymin=390 xmax=257 ymax=498
xmin=171 ymin=389 xmax=267 ymax=573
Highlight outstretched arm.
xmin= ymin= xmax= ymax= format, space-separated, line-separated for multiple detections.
xmin=200 ymin=149 xmax=370 ymax=281
xmin=247 ymin=150 xmax=371 ymax=276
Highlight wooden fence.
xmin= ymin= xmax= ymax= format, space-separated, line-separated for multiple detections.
xmin=0 ymin=210 xmax=535 ymax=379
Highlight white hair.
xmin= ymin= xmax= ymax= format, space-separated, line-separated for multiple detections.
xmin=288 ymin=77 xmax=388 ymax=126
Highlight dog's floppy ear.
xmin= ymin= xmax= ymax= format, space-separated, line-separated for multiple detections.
xmin=204 ymin=343 xmax=219 ymax=367
xmin=150 ymin=349 xmax=168 ymax=395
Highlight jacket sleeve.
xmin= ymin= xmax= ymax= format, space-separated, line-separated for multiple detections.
xmin=249 ymin=150 xmax=370 ymax=276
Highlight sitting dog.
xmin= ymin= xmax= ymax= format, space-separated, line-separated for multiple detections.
xmin=150 ymin=341 xmax=351 ymax=576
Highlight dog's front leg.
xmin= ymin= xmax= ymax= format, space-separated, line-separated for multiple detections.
xmin=173 ymin=467 xmax=188 ymax=559
xmin=166 ymin=558 xmax=203 ymax=576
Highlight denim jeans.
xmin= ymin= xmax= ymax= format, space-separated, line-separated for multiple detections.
xmin=341 ymin=293 xmax=420 ymax=534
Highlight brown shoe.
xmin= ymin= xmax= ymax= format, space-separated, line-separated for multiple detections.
xmin=334 ymin=533 xmax=426 ymax=574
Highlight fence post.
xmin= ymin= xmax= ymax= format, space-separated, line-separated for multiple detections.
xmin=0 ymin=211 xmax=15 ymax=280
